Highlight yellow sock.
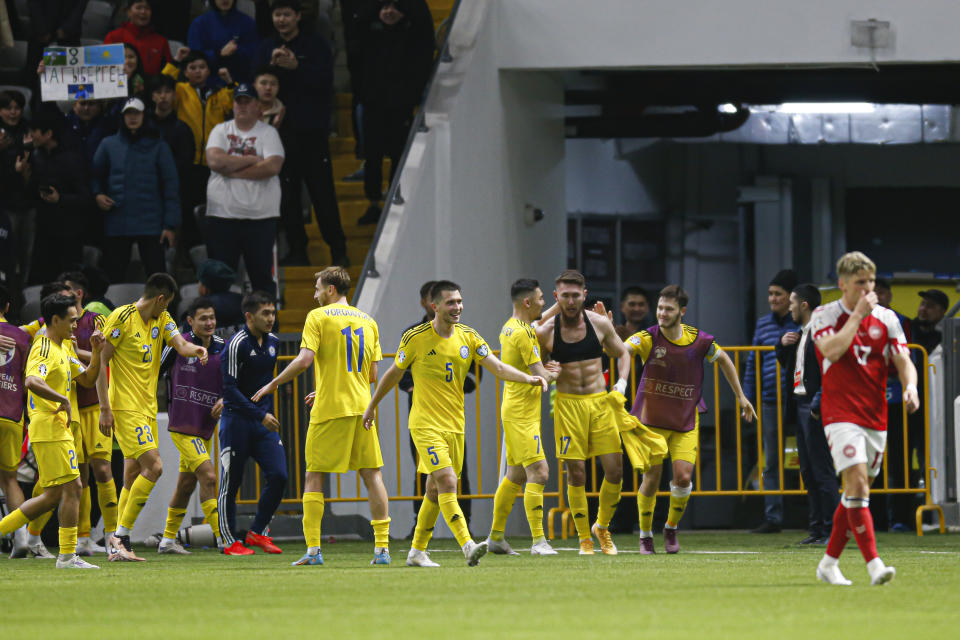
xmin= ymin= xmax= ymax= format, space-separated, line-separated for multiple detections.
xmin=78 ymin=485 xmax=92 ymax=537
xmin=524 ymin=482 xmax=545 ymax=540
xmin=58 ymin=526 xmax=78 ymax=556
xmin=438 ymin=492 xmax=471 ymax=547
xmin=567 ymin=484 xmax=591 ymax=540
xmin=117 ymin=485 xmax=130 ymax=525
xmin=666 ymin=482 xmax=692 ymax=528
xmin=371 ymin=517 xmax=390 ymax=549
xmin=489 ymin=477 xmax=521 ymax=540
xmin=596 ymin=479 xmax=622 ymax=528
xmin=637 ymin=492 xmax=656 ymax=534
xmin=200 ymin=498 xmax=220 ymax=540
xmin=302 ymin=491 xmax=324 ymax=549
xmin=412 ymin=498 xmax=440 ymax=551
xmin=0 ymin=508 xmax=29 ymax=535
xmin=119 ymin=475 xmax=156 ymax=530
xmin=163 ymin=508 xmax=187 ymax=540
xmin=97 ymin=480 xmax=119 ymax=533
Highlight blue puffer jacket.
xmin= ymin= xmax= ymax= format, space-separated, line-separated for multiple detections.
xmin=743 ymin=311 xmax=800 ymax=405
xmin=92 ymin=127 xmax=180 ymax=237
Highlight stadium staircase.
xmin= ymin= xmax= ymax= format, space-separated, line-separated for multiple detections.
xmin=278 ymin=0 xmax=456 ymax=330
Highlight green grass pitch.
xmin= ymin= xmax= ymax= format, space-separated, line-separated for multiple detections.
xmin=3 ymin=532 xmax=959 ymax=639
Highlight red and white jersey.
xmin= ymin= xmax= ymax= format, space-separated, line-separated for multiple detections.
xmin=810 ymin=300 xmax=908 ymax=431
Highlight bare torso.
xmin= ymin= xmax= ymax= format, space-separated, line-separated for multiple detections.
xmin=537 ymin=311 xmax=608 ymax=395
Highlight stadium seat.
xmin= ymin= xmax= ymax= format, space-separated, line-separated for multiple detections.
xmin=106 ymin=283 xmax=144 ymax=306
xmin=237 ymin=0 xmax=256 ymax=19
xmin=178 ymin=283 xmax=201 ymax=318
xmin=0 ymin=41 xmax=28 ymax=74
xmin=0 ymin=85 xmax=32 ymax=118
xmin=21 ymin=299 xmax=41 ymax=324
xmin=189 ymin=245 xmax=208 ymax=269
xmin=22 ymin=285 xmax=42 ymax=305
xmin=82 ymin=1 xmax=114 ymax=40
xmin=168 ymin=40 xmax=184 ymax=59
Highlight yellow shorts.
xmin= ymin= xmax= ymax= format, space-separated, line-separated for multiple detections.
xmin=114 ymin=411 xmax=158 ymax=460
xmin=306 ymin=415 xmax=384 ymax=474
xmin=0 ymin=417 xmax=24 ymax=472
xmin=79 ymin=405 xmax=112 ymax=461
xmin=71 ymin=421 xmax=86 ymax=464
xmin=170 ymin=432 xmax=214 ymax=473
xmin=411 ymin=427 xmax=464 ymax=476
xmin=554 ymin=392 xmax=622 ymax=460
xmin=34 ymin=440 xmax=80 ymax=487
xmin=502 ymin=420 xmax=546 ymax=468
xmin=648 ymin=422 xmax=699 ymax=466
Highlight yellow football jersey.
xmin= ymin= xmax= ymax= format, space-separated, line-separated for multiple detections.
xmin=301 ymin=303 xmax=383 ymax=423
xmin=626 ymin=324 xmax=721 ymax=363
xmin=20 ymin=318 xmax=44 ymax=341
xmin=395 ymin=322 xmax=490 ymax=433
xmin=25 ymin=336 xmax=72 ymax=443
xmin=35 ymin=327 xmax=85 ymax=425
xmin=103 ymin=304 xmax=180 ymax=416
xmin=499 ymin=317 xmax=542 ymax=423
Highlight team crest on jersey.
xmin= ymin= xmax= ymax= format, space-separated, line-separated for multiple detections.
xmin=187 ymin=357 xmax=197 ymax=365
xmin=477 ymin=344 xmax=489 ymax=358
xmin=38 ymin=364 xmax=48 ymax=377
xmin=504 ymin=328 xmax=513 ymax=336
xmin=0 ymin=347 xmax=12 ymax=366
xmin=629 ymin=335 xmax=641 ymax=346
xmin=868 ymin=326 xmax=883 ymax=340
xmin=843 ymin=445 xmax=856 ymax=458
xmin=397 ymin=350 xmax=406 ymax=363
xmin=654 ymin=346 xmax=667 ymax=359
xmin=459 ymin=345 xmax=470 ymax=359
xmin=152 ymin=327 xmax=160 ymax=339
xmin=111 ymin=328 xmax=120 ymax=339
xmin=165 ymin=321 xmax=176 ymax=332
xmin=269 ymin=346 xmax=276 ymax=357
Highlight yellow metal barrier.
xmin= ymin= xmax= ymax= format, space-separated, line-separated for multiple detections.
xmin=227 ymin=344 xmax=943 ymax=538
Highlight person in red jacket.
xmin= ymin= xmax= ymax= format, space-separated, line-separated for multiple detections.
xmin=105 ymin=0 xmax=173 ymax=76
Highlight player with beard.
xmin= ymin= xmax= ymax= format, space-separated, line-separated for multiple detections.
xmin=625 ymin=285 xmax=756 ymax=554
xmin=535 ymin=270 xmax=633 ymax=556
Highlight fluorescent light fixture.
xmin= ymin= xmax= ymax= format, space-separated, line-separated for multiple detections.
xmin=755 ymin=102 xmax=876 ymax=114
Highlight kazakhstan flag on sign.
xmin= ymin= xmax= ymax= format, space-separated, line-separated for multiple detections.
xmin=84 ymin=44 xmax=124 ymax=66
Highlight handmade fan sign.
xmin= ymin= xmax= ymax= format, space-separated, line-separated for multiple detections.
xmin=39 ymin=44 xmax=128 ymax=102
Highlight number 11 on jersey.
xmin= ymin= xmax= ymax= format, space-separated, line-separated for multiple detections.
xmin=341 ymin=326 xmax=365 ymax=373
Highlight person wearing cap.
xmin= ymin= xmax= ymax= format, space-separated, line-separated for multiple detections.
xmin=744 ymin=268 xmax=800 ymax=533
xmin=92 ymin=97 xmax=180 ymax=283
xmin=776 ymin=283 xmax=839 ymax=544
xmin=204 ymin=83 xmax=285 ymax=297
xmin=196 ymin=259 xmax=244 ymax=329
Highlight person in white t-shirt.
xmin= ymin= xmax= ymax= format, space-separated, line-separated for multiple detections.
xmin=205 ymin=83 xmax=285 ymax=297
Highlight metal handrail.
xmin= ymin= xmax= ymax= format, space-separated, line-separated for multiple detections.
xmin=351 ymin=0 xmax=464 ymax=303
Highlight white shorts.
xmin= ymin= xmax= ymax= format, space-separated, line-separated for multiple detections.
xmin=824 ymin=422 xmax=887 ymax=478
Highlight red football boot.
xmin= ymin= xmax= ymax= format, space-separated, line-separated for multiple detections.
xmin=245 ymin=531 xmax=282 ymax=554
xmin=223 ymin=540 xmax=255 ymax=556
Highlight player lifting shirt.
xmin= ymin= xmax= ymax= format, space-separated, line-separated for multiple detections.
xmin=535 ymin=270 xmax=633 ymax=556
xmin=363 ymin=281 xmax=547 ymax=567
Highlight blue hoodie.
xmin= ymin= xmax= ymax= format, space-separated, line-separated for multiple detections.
xmin=187 ymin=3 xmax=259 ymax=85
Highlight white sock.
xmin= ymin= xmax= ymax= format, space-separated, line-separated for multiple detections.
xmin=532 ymin=536 xmax=546 ymax=545
xmin=820 ymin=554 xmax=838 ymax=567
xmin=867 ymin=557 xmax=886 ymax=573
xmin=116 ymin=525 xmax=131 ymax=537
xmin=104 ymin=530 xmax=114 ymax=541
xmin=78 ymin=536 xmax=90 ymax=543
xmin=58 ymin=552 xmax=75 ymax=561
xmin=639 ymin=530 xmax=653 ymax=538
xmin=307 ymin=546 xmax=320 ymax=556
xmin=664 ymin=524 xmax=677 ymax=530
xmin=160 ymin=537 xmax=176 ymax=546
xmin=27 ymin=533 xmax=41 ymax=545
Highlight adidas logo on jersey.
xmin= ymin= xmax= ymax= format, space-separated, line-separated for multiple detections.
xmin=250 ymin=349 xmax=257 ymax=356
xmin=427 ymin=349 xmax=437 ymax=356
xmin=135 ymin=332 xmax=141 ymax=338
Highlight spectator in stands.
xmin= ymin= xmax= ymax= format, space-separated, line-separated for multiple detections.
xmin=163 ymin=46 xmax=236 ymax=249
xmin=615 ymin=285 xmax=654 ymax=341
xmin=196 ymin=259 xmax=244 ymax=329
xmin=254 ymin=0 xmax=324 ymax=37
xmin=874 ymin=279 xmax=913 ymax=531
xmin=105 ymin=0 xmax=173 ymax=76
xmin=354 ymin=0 xmax=435 ymax=225
xmin=24 ymin=0 xmax=87 ymax=84
xmin=253 ymin=0 xmax=346 ymax=267
xmin=204 ymin=83 xmax=284 ymax=297
xmin=19 ymin=112 xmax=89 ymax=283
xmin=253 ymin=66 xmax=284 ymax=126
xmin=188 ymin=0 xmax=260 ymax=86
xmin=0 ymin=89 xmax=34 ymax=285
xmin=92 ymin=98 xmax=180 ymax=282
xmin=64 ymin=99 xmax=110 ymax=164
xmin=121 ymin=43 xmax=148 ymax=99
xmin=340 ymin=0 xmax=368 ymax=181
xmin=744 ymin=268 xmax=800 ymax=533
xmin=776 ymin=283 xmax=837 ymax=544
xmin=912 ymin=289 xmax=948 ymax=354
